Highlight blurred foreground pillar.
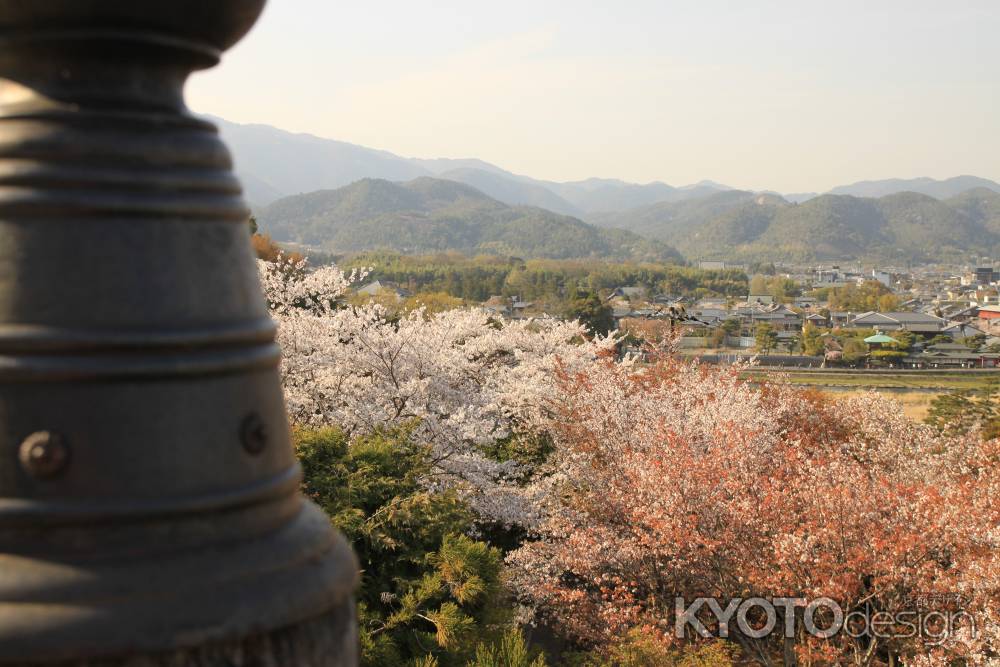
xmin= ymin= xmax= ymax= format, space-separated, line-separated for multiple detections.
xmin=0 ymin=2 xmax=358 ymax=664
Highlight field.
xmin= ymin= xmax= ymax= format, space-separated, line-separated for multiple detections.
xmin=744 ymin=368 xmax=1000 ymax=421
xmin=818 ymin=387 xmax=937 ymax=420
xmin=748 ymin=369 xmax=999 ymax=390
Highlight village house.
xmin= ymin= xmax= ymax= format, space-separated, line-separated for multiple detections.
xmin=830 ymin=311 xmax=854 ymax=327
xmin=803 ymin=312 xmax=830 ymax=327
xmin=746 ymin=293 xmax=775 ymax=305
xmin=905 ymin=342 xmax=1000 ymax=369
xmin=793 ymin=296 xmax=819 ymax=309
xmin=732 ymin=303 xmax=801 ymax=334
xmin=851 ymin=311 xmax=947 ymax=336
xmin=941 ymin=322 xmax=987 ymax=340
xmin=482 ymin=295 xmax=510 ymax=317
xmin=972 ymin=305 xmax=1000 ymax=334
xmin=607 ymin=286 xmax=646 ymax=301
xmin=357 ymin=280 xmax=410 ymax=301
xmin=651 ymin=293 xmax=686 ymax=306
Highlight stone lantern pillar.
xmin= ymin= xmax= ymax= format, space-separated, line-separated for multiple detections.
xmin=0 ymin=1 xmax=358 ymax=664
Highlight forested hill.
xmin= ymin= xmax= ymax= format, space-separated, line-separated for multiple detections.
xmin=593 ymin=187 xmax=1000 ymax=263
xmin=257 ymin=177 xmax=683 ymax=262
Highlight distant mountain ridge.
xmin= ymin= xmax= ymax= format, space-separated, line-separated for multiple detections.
xmin=257 ymin=177 xmax=682 ymax=263
xmin=212 ymin=116 xmax=1000 ymax=263
xmin=214 ymin=118 xmax=428 ymax=205
xmin=594 ymin=188 xmax=1000 ymax=263
xmin=827 ymin=175 xmax=1000 ymax=200
xmin=213 ymin=117 xmax=733 ymax=214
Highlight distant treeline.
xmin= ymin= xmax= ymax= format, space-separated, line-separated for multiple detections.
xmin=339 ymin=252 xmax=749 ymax=302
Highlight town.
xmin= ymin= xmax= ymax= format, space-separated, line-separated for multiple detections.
xmin=344 ymin=256 xmax=1000 ymax=370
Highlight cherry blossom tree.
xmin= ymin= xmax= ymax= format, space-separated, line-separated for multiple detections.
xmin=259 ymin=257 xmax=616 ymax=523
xmin=507 ymin=353 xmax=1000 ymax=666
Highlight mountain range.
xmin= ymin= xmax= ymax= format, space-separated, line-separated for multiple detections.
xmin=215 ymin=116 xmax=1000 ymax=221
xmin=214 ymin=117 xmax=734 ymax=215
xmin=218 ymin=116 xmax=1000 ymax=264
xmin=593 ymin=188 xmax=1000 ymax=263
xmin=257 ymin=177 xmax=681 ymax=262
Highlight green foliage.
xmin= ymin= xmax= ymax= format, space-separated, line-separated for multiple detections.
xmin=720 ymin=318 xmax=741 ymax=336
xmin=340 ymin=252 xmax=748 ymax=305
xmin=961 ymin=333 xmax=987 ymax=350
xmin=248 ymin=215 xmax=258 ymax=235
xmin=841 ymin=338 xmax=868 ymax=364
xmin=801 ymin=322 xmax=825 ymax=356
xmin=893 ymin=329 xmax=917 ymax=351
xmin=869 ymin=349 xmax=907 ymax=364
xmin=566 ymin=632 xmax=735 ymax=667
xmin=478 ymin=431 xmax=554 ymax=473
xmin=754 ymin=322 xmax=778 ymax=354
xmin=296 ymin=427 xmax=513 ymax=666
xmin=925 ymin=381 xmax=1000 ymax=439
xmin=749 ymin=274 xmax=800 ymax=301
xmin=826 ymin=280 xmax=899 ymax=312
xmin=402 ymin=292 xmax=466 ymax=314
xmin=258 ymin=177 xmax=681 ymax=262
xmin=469 ymin=629 xmax=548 ymax=667
xmin=565 ymin=289 xmax=614 ymax=336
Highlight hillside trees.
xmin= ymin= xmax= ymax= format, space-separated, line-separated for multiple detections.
xmin=257 ymin=177 xmax=681 ymax=261
xmin=599 ymin=187 xmax=1000 ymax=263
xmin=340 ymin=253 xmax=750 ymax=305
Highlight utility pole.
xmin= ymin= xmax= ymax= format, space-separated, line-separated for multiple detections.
xmin=0 ymin=2 xmax=357 ymax=664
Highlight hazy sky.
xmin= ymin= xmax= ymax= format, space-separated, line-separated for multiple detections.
xmin=188 ymin=0 xmax=999 ymax=194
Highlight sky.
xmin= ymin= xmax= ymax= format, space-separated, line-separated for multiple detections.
xmin=187 ymin=0 xmax=1000 ymax=194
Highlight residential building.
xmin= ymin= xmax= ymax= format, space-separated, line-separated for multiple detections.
xmin=871 ymin=270 xmax=892 ymax=287
xmin=804 ymin=312 xmax=829 ymax=327
xmin=356 ymin=280 xmax=410 ymax=301
xmin=975 ymin=267 xmax=998 ymax=285
xmin=906 ymin=343 xmax=1000 ymax=369
xmin=746 ymin=294 xmax=775 ymax=305
xmin=607 ymin=286 xmax=646 ymax=301
xmin=942 ymin=322 xmax=987 ymax=340
xmin=851 ymin=311 xmax=946 ymax=335
xmin=974 ymin=305 xmax=1000 ymax=334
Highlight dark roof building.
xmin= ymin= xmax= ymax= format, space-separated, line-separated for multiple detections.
xmin=852 ymin=311 xmax=946 ymax=333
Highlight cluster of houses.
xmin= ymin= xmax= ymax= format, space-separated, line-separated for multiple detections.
xmin=354 ymin=263 xmax=1000 ymax=369
xmin=606 ymin=283 xmax=1000 ymax=368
